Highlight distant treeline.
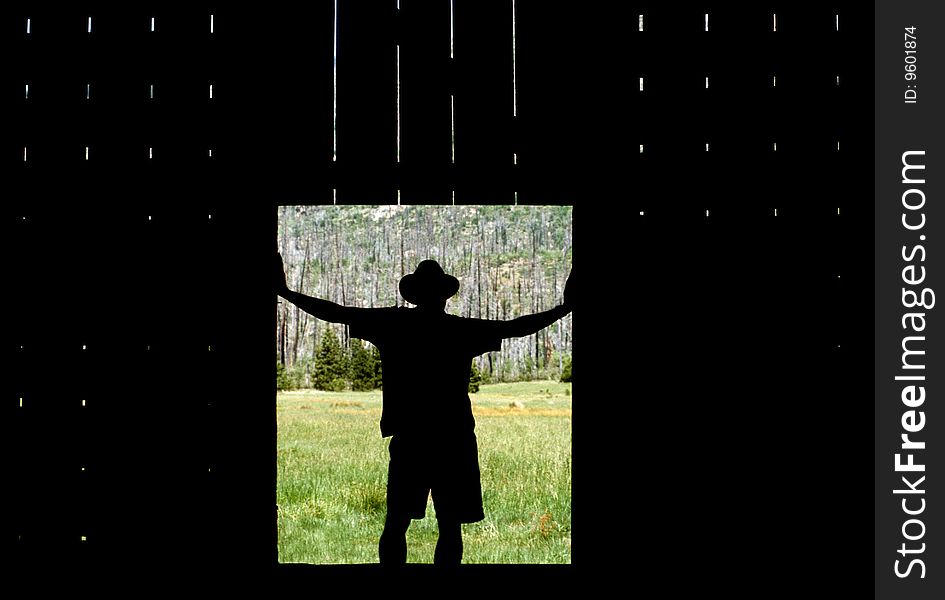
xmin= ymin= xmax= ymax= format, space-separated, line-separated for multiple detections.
xmin=277 ymin=328 xmax=572 ymax=392
xmin=277 ymin=205 xmax=573 ymax=385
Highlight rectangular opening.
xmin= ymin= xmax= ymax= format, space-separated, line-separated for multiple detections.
xmin=276 ymin=204 xmax=573 ymax=565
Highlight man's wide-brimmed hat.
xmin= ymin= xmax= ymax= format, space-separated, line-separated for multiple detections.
xmin=399 ymin=260 xmax=460 ymax=305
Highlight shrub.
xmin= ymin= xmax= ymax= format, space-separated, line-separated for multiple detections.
xmin=479 ymin=363 xmax=493 ymax=385
xmin=521 ymin=353 xmax=535 ymax=382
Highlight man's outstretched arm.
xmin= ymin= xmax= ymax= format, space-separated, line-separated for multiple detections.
xmin=498 ymin=304 xmax=571 ymax=339
xmin=275 ymin=253 xmax=361 ymax=324
xmin=495 ymin=270 xmax=572 ymax=339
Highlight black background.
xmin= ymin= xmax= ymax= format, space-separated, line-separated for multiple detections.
xmin=4 ymin=2 xmax=872 ymax=593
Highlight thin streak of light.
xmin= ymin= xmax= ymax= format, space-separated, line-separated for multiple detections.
xmin=512 ymin=0 xmax=517 ymax=117
xmin=396 ymin=44 xmax=400 ymax=163
xmin=331 ymin=0 xmax=338 ymax=162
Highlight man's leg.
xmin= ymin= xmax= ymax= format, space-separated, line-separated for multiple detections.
xmin=379 ymin=512 xmax=411 ymax=565
xmin=434 ymin=518 xmax=463 ymax=565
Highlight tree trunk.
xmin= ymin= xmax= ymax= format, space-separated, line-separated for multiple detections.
xmin=291 ymin=233 xmax=312 ymax=366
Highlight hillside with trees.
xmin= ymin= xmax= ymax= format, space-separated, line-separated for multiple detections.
xmin=277 ymin=205 xmax=572 ymax=390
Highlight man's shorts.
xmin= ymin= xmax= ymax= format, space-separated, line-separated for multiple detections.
xmin=386 ymin=430 xmax=485 ymax=524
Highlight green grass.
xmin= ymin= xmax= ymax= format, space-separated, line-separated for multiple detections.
xmin=277 ymin=381 xmax=572 ymax=564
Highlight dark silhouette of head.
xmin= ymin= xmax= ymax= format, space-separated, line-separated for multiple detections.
xmin=399 ymin=260 xmax=459 ymax=310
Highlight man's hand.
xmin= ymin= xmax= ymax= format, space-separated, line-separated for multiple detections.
xmin=563 ymin=270 xmax=572 ymax=311
xmin=275 ymin=252 xmax=290 ymax=295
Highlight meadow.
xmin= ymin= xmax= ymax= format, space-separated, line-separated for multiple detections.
xmin=277 ymin=381 xmax=572 ymax=564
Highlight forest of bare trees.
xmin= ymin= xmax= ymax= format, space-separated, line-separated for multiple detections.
xmin=277 ymin=205 xmax=572 ymax=386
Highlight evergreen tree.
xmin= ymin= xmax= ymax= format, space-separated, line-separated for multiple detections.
xmin=312 ymin=328 xmax=348 ymax=391
xmin=349 ymin=339 xmax=376 ymax=391
xmin=560 ymin=355 xmax=572 ymax=382
xmin=371 ymin=344 xmax=383 ymax=389
xmin=276 ymin=361 xmax=292 ymax=391
xmin=276 ymin=357 xmax=305 ymax=391
xmin=469 ymin=361 xmax=483 ymax=394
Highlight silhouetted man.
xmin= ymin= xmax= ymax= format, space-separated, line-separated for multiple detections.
xmin=275 ymin=254 xmax=572 ymax=566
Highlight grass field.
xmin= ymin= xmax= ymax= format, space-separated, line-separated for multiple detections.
xmin=277 ymin=381 xmax=572 ymax=564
